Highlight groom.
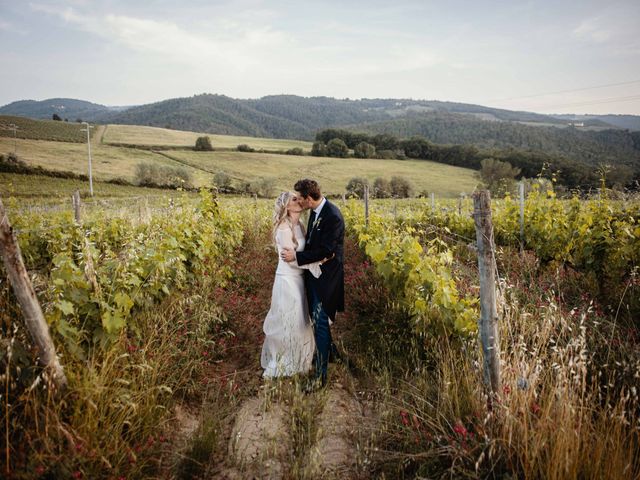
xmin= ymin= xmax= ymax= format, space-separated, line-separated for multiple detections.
xmin=281 ymin=179 xmax=344 ymax=388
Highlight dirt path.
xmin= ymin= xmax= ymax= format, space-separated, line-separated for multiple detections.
xmin=165 ymin=229 xmax=377 ymax=479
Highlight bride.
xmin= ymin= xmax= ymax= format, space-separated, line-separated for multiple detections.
xmin=261 ymin=191 xmax=321 ymax=378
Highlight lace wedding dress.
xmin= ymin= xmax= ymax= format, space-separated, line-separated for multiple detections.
xmin=261 ymin=223 xmax=316 ymax=378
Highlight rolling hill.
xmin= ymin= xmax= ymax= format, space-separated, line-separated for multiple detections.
xmin=2 ymin=94 xmax=640 ymax=172
xmin=0 ymin=98 xmax=127 ymax=122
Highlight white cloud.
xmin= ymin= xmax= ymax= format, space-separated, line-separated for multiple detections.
xmin=29 ymin=2 xmax=293 ymax=70
xmin=573 ymin=18 xmax=611 ymax=43
xmin=0 ymin=19 xmax=28 ymax=35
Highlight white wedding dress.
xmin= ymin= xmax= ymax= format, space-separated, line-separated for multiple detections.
xmin=261 ymin=223 xmax=316 ymax=378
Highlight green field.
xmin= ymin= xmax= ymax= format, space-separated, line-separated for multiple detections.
xmin=102 ymin=124 xmax=313 ymax=151
xmin=0 ymin=172 xmax=192 ymax=200
xmin=0 ymin=115 xmax=94 ymax=143
xmin=0 ymin=122 xmax=481 ymax=198
xmin=166 ymin=149 xmax=480 ymax=196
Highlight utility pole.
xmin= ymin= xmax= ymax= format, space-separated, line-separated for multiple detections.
xmin=9 ymin=124 xmax=18 ymax=154
xmin=80 ymin=122 xmax=94 ymax=196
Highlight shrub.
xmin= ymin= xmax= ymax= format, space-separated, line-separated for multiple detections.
xmin=0 ymin=152 xmax=27 ymax=169
xmin=311 ymin=141 xmax=327 ymax=157
xmin=376 ymin=149 xmax=397 ymax=160
xmin=480 ymin=157 xmax=521 ymax=197
xmin=345 ymin=177 xmax=369 ymax=198
xmin=237 ymin=144 xmax=255 ymax=153
xmin=105 ymin=177 xmax=133 ymax=186
xmin=373 ymin=177 xmax=391 ymax=198
xmin=52 ymin=113 xmax=62 ymax=121
xmin=245 ymin=177 xmax=276 ymax=197
xmin=354 ymin=142 xmax=376 ymax=159
xmin=390 ymin=176 xmax=413 ymax=198
xmin=286 ymin=147 xmax=304 ymax=156
xmin=213 ymin=171 xmax=233 ymax=192
xmin=134 ymin=163 xmax=193 ymax=189
xmin=327 ymin=138 xmax=349 ymax=158
xmin=195 ymin=136 xmax=213 ymax=151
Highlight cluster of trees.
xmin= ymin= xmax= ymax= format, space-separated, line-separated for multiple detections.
xmin=314 ymin=129 xmax=638 ymax=190
xmin=51 ymin=113 xmax=84 ymax=123
xmin=134 ymin=163 xmax=193 ymax=189
xmin=345 ymin=176 xmax=413 ymax=198
xmin=358 ymin=111 xmax=640 ymax=169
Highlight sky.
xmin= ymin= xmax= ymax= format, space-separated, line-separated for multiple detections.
xmin=1 ymin=0 xmax=640 ymax=115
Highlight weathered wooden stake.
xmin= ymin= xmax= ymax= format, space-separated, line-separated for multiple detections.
xmin=519 ymin=182 xmax=525 ymax=252
xmin=0 ymin=198 xmax=67 ymax=390
xmin=364 ymin=184 xmax=369 ymax=228
xmin=431 ymin=192 xmax=435 ymax=209
xmin=472 ymin=190 xmax=501 ymax=395
xmin=72 ymin=190 xmax=81 ymax=224
xmin=342 ymin=193 xmax=346 ymax=204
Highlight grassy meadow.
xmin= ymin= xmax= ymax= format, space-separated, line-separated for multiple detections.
xmin=0 ymin=137 xmax=213 ymax=186
xmin=0 ymin=172 xmax=190 ymax=201
xmin=102 ymin=124 xmax=313 ymax=151
xmin=145 ymin=149 xmax=481 ymax=197
xmin=0 ymin=131 xmax=480 ymax=197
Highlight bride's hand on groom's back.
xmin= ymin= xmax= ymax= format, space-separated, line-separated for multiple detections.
xmin=281 ymin=248 xmax=296 ymax=262
xmin=320 ymin=253 xmax=335 ymax=265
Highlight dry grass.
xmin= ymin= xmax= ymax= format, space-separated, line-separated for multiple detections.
xmin=0 ymin=137 xmax=208 ymax=183
xmin=103 ymin=124 xmax=313 ymax=151
xmin=357 ymin=260 xmax=640 ymax=479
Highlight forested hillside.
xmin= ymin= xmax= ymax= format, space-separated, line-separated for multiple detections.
xmin=352 ymin=111 xmax=640 ymax=168
xmin=0 ymin=98 xmax=122 ymax=121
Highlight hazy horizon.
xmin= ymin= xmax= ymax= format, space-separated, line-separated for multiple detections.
xmin=2 ymin=0 xmax=639 ymax=116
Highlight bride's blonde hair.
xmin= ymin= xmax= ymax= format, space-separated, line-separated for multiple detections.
xmin=272 ymin=191 xmax=304 ymax=250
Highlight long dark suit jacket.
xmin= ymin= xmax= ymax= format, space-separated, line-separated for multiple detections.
xmin=296 ymin=199 xmax=345 ymax=321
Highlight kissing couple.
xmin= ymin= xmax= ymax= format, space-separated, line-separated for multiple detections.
xmin=260 ymin=178 xmax=345 ymax=390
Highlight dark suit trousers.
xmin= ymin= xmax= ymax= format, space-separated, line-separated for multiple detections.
xmin=309 ymin=281 xmax=331 ymax=386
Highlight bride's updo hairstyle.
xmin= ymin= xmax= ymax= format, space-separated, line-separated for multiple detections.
xmin=272 ymin=191 xmax=300 ymax=251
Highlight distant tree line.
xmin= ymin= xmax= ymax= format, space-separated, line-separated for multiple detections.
xmin=314 ymin=128 xmax=638 ymax=190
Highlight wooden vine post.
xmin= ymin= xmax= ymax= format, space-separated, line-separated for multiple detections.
xmin=0 ymin=198 xmax=67 ymax=390
xmin=72 ymin=190 xmax=81 ymax=224
xmin=472 ymin=190 xmax=501 ymax=395
xmin=364 ymin=184 xmax=369 ymax=229
xmin=519 ymin=182 xmax=525 ymax=252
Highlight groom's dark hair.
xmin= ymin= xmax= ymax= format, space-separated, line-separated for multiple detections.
xmin=294 ymin=179 xmax=321 ymax=200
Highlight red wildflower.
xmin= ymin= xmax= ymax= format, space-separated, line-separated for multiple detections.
xmin=530 ymin=402 xmax=541 ymax=415
xmin=35 ymin=465 xmax=46 ymax=475
xmin=503 ymin=384 xmax=511 ymax=396
xmin=72 ymin=471 xmax=82 ymax=479
xmin=400 ymin=410 xmax=410 ymax=426
xmin=453 ymin=422 xmax=468 ymax=439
